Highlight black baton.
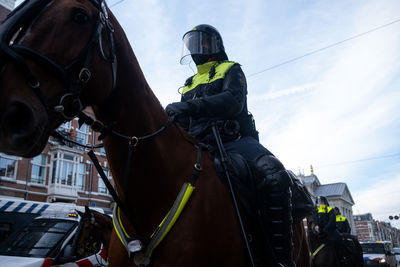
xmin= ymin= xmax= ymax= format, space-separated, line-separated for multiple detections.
xmin=211 ymin=124 xmax=256 ymax=267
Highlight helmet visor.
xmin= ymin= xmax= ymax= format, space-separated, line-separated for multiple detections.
xmin=180 ymin=30 xmax=220 ymax=65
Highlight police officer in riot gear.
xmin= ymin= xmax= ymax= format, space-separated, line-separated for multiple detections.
xmin=334 ymin=207 xmax=351 ymax=234
xmin=314 ymin=196 xmax=337 ymax=238
xmin=166 ymin=24 xmax=296 ymax=267
xmin=314 ymin=196 xmax=348 ymax=263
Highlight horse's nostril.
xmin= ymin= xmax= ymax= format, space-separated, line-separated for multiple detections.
xmin=2 ymin=102 xmax=34 ymax=135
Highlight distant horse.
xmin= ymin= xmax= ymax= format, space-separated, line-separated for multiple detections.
xmin=0 ymin=0 xmax=310 ymax=266
xmin=76 ymin=206 xmax=112 ymax=259
xmin=307 ymin=215 xmax=363 ymax=267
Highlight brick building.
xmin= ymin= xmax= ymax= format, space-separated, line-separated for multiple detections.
xmin=0 ymin=0 xmax=15 ymax=22
xmin=354 ymin=213 xmax=400 ymax=247
xmin=0 ymin=108 xmax=114 ymax=210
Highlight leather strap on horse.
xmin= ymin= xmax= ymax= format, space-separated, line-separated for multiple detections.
xmin=88 ymin=149 xmax=145 ymax=242
xmin=112 ymin=183 xmax=195 ymax=264
xmin=53 ymin=111 xmax=176 ymax=245
xmin=0 ymin=0 xmax=116 ymax=121
xmin=111 ymin=145 xmax=204 ymax=266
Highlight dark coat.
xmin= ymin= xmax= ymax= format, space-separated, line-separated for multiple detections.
xmin=179 ymin=61 xmax=256 ymax=142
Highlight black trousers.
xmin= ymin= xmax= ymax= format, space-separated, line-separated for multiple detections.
xmin=224 ymin=136 xmax=272 ymax=162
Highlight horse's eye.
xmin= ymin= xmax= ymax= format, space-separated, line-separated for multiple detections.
xmin=73 ymin=10 xmax=89 ymax=24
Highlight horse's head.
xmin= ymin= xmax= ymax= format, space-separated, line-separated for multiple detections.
xmin=76 ymin=206 xmax=100 ymax=257
xmin=0 ymin=0 xmax=116 ymax=157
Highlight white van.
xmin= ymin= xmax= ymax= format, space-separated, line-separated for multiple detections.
xmin=0 ymin=198 xmax=108 ymax=266
xmin=394 ymin=247 xmax=400 ymax=265
xmin=361 ymin=241 xmax=397 ymax=267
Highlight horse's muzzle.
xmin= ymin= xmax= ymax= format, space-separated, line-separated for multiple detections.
xmin=0 ymin=101 xmax=48 ymax=157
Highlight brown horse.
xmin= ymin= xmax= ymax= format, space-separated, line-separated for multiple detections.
xmin=307 ymin=215 xmax=363 ymax=267
xmin=76 ymin=206 xmax=113 ymax=259
xmin=0 ymin=0 xmax=311 ymax=266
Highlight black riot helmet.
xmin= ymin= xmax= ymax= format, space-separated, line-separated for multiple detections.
xmin=180 ymin=24 xmax=228 ymax=65
xmin=316 ymin=196 xmax=329 ymax=206
xmin=334 ymin=207 xmax=341 ymax=215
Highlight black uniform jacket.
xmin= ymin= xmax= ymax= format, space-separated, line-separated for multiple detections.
xmin=179 ymin=61 xmax=254 ymax=142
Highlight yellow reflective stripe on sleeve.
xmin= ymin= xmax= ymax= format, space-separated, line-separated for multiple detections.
xmin=336 ymin=215 xmax=346 ymax=222
xmin=182 ymin=61 xmax=236 ymax=95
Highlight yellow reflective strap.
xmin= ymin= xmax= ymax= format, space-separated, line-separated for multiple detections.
xmin=111 ymin=183 xmax=195 ymax=260
xmin=182 ymin=61 xmax=236 ymax=95
xmin=311 ymin=243 xmax=326 ymax=257
xmin=112 ymin=206 xmax=128 ymax=248
xmin=146 ymin=183 xmax=195 ymax=258
xmin=118 ymin=206 xmax=131 ymax=238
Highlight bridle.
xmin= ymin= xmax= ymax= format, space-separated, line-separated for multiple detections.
xmin=76 ymin=212 xmax=98 ymax=255
xmin=0 ymin=0 xmax=116 ymax=120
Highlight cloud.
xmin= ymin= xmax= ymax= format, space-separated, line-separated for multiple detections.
xmin=353 ymin=173 xmax=400 ymax=228
xmin=243 ymin=0 xmax=400 ymax=225
xmin=249 ymin=83 xmax=317 ymax=101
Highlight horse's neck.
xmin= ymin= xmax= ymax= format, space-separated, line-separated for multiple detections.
xmin=91 ymin=20 xmax=197 ymax=233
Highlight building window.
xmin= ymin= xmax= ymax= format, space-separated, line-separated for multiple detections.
xmin=59 ymin=121 xmax=72 ymax=134
xmin=51 ymin=153 xmax=78 ymax=186
xmin=31 ymin=154 xmax=47 ymax=184
xmin=100 ymin=147 xmax=106 ymax=156
xmin=98 ymin=168 xmax=109 ymax=194
xmin=76 ymin=124 xmax=89 ymax=145
xmin=77 ymin=163 xmax=86 ymax=190
xmin=0 ymin=154 xmax=17 ymax=179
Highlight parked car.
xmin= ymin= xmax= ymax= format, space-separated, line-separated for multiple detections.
xmin=0 ymin=196 xmax=111 ymax=244
xmin=0 ymin=204 xmax=107 ymax=267
xmin=361 ymin=241 xmax=397 ymax=267
xmin=394 ymin=247 xmax=400 ymax=265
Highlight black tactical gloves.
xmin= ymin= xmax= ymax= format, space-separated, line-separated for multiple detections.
xmin=165 ymin=102 xmax=191 ymax=118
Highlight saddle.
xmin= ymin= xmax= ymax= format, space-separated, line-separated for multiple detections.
xmin=213 ymin=151 xmax=314 ymax=224
xmin=341 ymin=234 xmax=361 ymax=255
xmin=213 ymin=151 xmax=313 ymax=265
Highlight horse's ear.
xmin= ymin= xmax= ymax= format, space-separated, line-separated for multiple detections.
xmin=85 ymin=205 xmax=91 ymax=214
xmin=76 ymin=209 xmax=84 ymax=217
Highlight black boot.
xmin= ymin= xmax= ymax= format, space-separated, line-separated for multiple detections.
xmin=254 ymin=154 xmax=296 ymax=267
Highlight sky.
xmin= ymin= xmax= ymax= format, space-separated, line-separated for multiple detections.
xmin=15 ymin=0 xmax=400 ymax=228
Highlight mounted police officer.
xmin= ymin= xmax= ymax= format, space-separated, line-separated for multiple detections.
xmin=314 ymin=196 xmax=347 ymax=262
xmin=334 ymin=207 xmax=351 ymax=234
xmin=166 ymin=24 xmax=296 ymax=267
